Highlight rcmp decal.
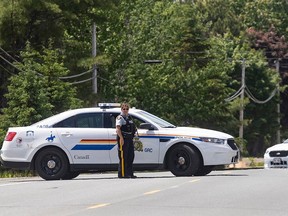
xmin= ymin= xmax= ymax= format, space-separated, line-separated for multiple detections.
xmin=16 ymin=137 xmax=23 ymax=147
xmin=138 ymin=134 xmax=199 ymax=140
xmin=26 ymin=130 xmax=34 ymax=137
xmin=133 ymin=137 xmax=143 ymax=152
xmin=16 ymin=137 xmax=23 ymax=144
xmin=36 ymin=125 xmax=50 ymax=128
xmin=46 ymin=132 xmax=56 ymax=142
xmin=144 ymin=148 xmax=153 ymax=152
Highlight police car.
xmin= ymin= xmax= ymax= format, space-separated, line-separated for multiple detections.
xmin=0 ymin=103 xmax=239 ymax=180
xmin=264 ymin=139 xmax=288 ymax=169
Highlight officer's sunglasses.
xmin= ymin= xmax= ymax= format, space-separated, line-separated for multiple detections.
xmin=122 ymin=108 xmax=129 ymax=111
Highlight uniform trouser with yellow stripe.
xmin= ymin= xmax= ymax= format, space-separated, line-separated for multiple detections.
xmin=118 ymin=137 xmax=135 ymax=178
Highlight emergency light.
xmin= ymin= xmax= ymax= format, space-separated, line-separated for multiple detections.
xmin=98 ymin=103 xmax=121 ymax=109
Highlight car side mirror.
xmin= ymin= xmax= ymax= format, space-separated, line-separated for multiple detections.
xmin=139 ymin=123 xmax=154 ymax=130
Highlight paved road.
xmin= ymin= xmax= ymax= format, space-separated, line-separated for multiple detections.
xmin=0 ymin=169 xmax=287 ymax=216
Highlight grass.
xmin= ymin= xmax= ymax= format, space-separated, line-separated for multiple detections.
xmin=0 ymin=168 xmax=35 ymax=178
xmin=248 ymin=157 xmax=264 ymax=168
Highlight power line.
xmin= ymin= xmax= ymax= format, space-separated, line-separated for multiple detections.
xmin=0 ymin=55 xmax=27 ymax=74
xmin=225 ymin=75 xmax=277 ymax=104
xmin=59 ymin=68 xmax=93 ymax=79
xmin=0 ymin=64 xmax=15 ymax=76
xmin=0 ymin=47 xmax=20 ymax=63
xmin=71 ymin=75 xmax=96 ymax=85
xmin=245 ymin=86 xmax=277 ymax=104
xmin=225 ymin=84 xmax=245 ymax=102
xmin=71 ymin=74 xmax=112 ymax=85
xmin=0 ymin=46 xmax=95 ymax=83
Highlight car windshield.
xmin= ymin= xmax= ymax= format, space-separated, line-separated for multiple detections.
xmin=136 ymin=111 xmax=176 ymax=128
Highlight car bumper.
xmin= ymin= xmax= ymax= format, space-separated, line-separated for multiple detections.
xmin=201 ymin=148 xmax=240 ymax=166
xmin=264 ymin=157 xmax=288 ymax=169
xmin=0 ymin=150 xmax=31 ymax=170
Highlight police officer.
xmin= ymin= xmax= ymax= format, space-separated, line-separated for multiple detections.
xmin=116 ymin=103 xmax=137 ymax=178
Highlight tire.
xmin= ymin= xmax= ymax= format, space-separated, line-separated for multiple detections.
xmin=194 ymin=165 xmax=214 ymax=176
xmin=61 ymin=171 xmax=80 ymax=180
xmin=167 ymin=144 xmax=200 ymax=176
xmin=35 ymin=147 xmax=68 ymax=180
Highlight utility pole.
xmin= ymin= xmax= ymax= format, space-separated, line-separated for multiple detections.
xmin=239 ymin=59 xmax=246 ymax=139
xmin=92 ymin=23 xmax=97 ymax=94
xmin=276 ymin=59 xmax=281 ymax=143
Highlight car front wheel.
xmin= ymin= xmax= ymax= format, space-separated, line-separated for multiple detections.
xmin=167 ymin=144 xmax=200 ymax=176
xmin=194 ymin=165 xmax=214 ymax=176
xmin=35 ymin=148 xmax=68 ymax=180
xmin=61 ymin=171 xmax=80 ymax=180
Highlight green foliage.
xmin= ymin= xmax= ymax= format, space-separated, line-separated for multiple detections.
xmin=194 ymin=0 xmax=244 ymax=36
xmin=102 ymin=0 xmax=232 ymax=130
xmin=235 ymin=137 xmax=248 ymax=157
xmin=1 ymin=43 xmax=83 ymax=129
xmin=0 ymin=167 xmax=35 ymax=178
xmin=99 ymin=0 xmax=281 ymax=155
xmin=241 ymin=0 xmax=288 ymax=37
xmin=0 ymin=0 xmax=64 ymax=49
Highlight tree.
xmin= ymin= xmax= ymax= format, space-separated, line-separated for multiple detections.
xmin=0 ymin=0 xmax=118 ymax=106
xmin=100 ymin=0 xmax=237 ymax=133
xmin=247 ymin=26 xmax=288 ymax=137
xmin=241 ymin=0 xmax=288 ymax=38
xmin=193 ymin=0 xmax=243 ymax=36
xmin=1 ymin=43 xmax=82 ymax=128
xmin=193 ymin=0 xmax=283 ymax=155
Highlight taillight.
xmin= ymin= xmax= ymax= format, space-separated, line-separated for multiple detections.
xmin=5 ymin=132 xmax=17 ymax=141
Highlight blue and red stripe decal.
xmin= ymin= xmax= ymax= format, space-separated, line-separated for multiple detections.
xmin=72 ymin=139 xmax=117 ymax=150
xmin=72 ymin=135 xmax=201 ymax=150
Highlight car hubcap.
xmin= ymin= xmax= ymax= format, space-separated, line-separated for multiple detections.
xmin=178 ymin=156 xmax=185 ymax=165
xmin=47 ymin=160 xmax=56 ymax=169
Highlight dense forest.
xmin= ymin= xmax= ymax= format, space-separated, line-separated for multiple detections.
xmin=0 ymin=0 xmax=288 ymax=157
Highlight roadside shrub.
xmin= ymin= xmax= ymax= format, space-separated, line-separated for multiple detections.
xmin=0 ymin=167 xmax=35 ymax=178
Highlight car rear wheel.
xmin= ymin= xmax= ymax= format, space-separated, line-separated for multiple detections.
xmin=35 ymin=148 xmax=68 ymax=180
xmin=167 ymin=144 xmax=200 ymax=176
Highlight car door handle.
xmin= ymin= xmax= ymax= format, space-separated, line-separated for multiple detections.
xmin=112 ymin=133 xmax=117 ymax=136
xmin=61 ymin=132 xmax=73 ymax=137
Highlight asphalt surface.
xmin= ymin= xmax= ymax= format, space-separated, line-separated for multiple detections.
xmin=0 ymin=169 xmax=287 ymax=216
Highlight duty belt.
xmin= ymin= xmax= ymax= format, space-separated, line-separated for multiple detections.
xmin=122 ymin=131 xmax=132 ymax=135
xmin=122 ymin=131 xmax=133 ymax=138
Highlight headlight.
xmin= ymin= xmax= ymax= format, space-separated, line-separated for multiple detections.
xmin=199 ymin=137 xmax=225 ymax=144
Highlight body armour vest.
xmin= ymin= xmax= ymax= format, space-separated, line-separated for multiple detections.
xmin=120 ymin=115 xmax=136 ymax=137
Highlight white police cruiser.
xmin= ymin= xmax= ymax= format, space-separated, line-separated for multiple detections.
xmin=0 ymin=103 xmax=239 ymax=180
xmin=264 ymin=139 xmax=288 ymax=169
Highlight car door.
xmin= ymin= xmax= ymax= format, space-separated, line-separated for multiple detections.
xmin=54 ymin=113 xmax=111 ymax=164
xmin=105 ymin=113 xmax=160 ymax=164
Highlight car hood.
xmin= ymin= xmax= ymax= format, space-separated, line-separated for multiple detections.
xmin=267 ymin=143 xmax=288 ymax=151
xmin=159 ymin=127 xmax=233 ymax=139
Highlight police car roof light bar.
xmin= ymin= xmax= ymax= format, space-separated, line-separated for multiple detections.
xmin=98 ymin=103 xmax=121 ymax=109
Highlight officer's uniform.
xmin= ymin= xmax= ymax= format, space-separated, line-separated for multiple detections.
xmin=116 ymin=114 xmax=136 ymax=178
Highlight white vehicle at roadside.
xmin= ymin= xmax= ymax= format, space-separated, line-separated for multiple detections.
xmin=264 ymin=139 xmax=288 ymax=169
xmin=1 ymin=103 xmax=239 ymax=180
